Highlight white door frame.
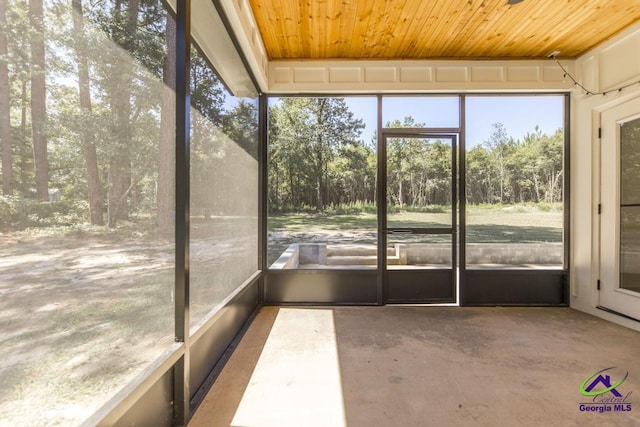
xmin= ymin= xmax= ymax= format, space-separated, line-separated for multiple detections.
xmin=599 ymin=96 xmax=640 ymax=320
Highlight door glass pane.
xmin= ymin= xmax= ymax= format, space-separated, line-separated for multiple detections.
xmin=620 ymin=117 xmax=640 ymax=292
xmin=386 ymin=137 xmax=453 ymax=229
xmin=387 ymin=234 xmax=452 ymax=269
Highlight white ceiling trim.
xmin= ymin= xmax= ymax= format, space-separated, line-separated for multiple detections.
xmin=266 ymin=59 xmax=575 ymax=94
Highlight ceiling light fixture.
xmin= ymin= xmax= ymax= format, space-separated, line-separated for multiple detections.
xmin=508 ymin=0 xmax=524 ymax=5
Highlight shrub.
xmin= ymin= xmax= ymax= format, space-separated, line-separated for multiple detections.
xmin=0 ymin=196 xmax=90 ymax=231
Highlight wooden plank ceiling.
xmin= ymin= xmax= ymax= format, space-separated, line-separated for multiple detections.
xmin=247 ymin=0 xmax=640 ymax=60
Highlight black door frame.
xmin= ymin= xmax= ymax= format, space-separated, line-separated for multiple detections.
xmin=378 ymin=129 xmax=460 ymax=304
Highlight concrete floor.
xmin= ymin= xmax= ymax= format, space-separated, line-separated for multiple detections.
xmin=189 ymin=306 xmax=640 ymax=427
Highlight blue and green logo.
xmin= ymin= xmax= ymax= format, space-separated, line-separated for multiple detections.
xmin=580 ymin=367 xmax=628 ymax=397
xmin=578 ymin=367 xmax=633 ymax=413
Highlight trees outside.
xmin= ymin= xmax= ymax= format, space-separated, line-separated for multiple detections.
xmin=156 ymin=12 xmax=175 ymax=229
xmin=268 ymin=99 xmax=564 ymax=214
xmin=0 ymin=1 xmax=258 ymax=232
xmin=71 ymin=0 xmax=102 ymax=225
xmin=268 ymin=97 xmax=367 ymax=212
xmin=29 ymin=0 xmax=48 ymax=201
xmin=466 ymin=125 xmax=563 ymax=205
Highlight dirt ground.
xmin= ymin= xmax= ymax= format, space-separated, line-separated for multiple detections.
xmin=0 ymin=222 xmax=256 ymax=427
xmin=0 ymin=231 xmax=175 ymax=426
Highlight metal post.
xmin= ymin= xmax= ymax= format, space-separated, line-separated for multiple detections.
xmin=376 ymin=95 xmax=386 ymax=305
xmin=174 ymin=0 xmax=191 ymax=424
xmin=258 ymin=94 xmax=268 ymax=301
xmin=459 ymin=95 xmax=466 ymax=305
xmin=563 ymin=93 xmax=571 ymax=302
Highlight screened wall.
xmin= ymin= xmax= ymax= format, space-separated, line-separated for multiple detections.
xmin=0 ymin=1 xmax=259 ymax=425
xmin=265 ymin=94 xmax=568 ymax=305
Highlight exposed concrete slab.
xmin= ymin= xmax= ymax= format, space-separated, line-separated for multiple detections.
xmin=189 ymin=307 xmax=640 ymax=427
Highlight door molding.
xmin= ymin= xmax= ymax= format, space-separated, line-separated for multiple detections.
xmin=598 ymin=96 xmax=640 ymax=320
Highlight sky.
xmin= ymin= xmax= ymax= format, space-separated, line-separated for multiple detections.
xmin=343 ymin=95 xmax=564 ymax=148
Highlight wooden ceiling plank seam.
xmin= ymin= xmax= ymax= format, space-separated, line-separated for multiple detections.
xmin=518 ymin=0 xmax=601 ymax=57
xmin=266 ymin=1 xmax=289 ymax=59
xmin=542 ymin=2 xmax=639 ymax=58
xmin=450 ymin=0 xmax=516 ymax=57
xmin=402 ymin=0 xmax=446 ymax=58
xmin=491 ymin=0 xmax=563 ymax=57
xmin=397 ymin=0 xmax=457 ymax=58
xmin=417 ymin=0 xmax=465 ymax=58
xmin=436 ymin=0 xmax=495 ymax=57
xmin=465 ymin=0 xmax=557 ymax=58
xmin=248 ymin=0 xmax=279 ymax=59
xmin=262 ymin=0 xmax=294 ymax=59
xmin=325 ymin=0 xmax=337 ymax=58
xmin=462 ymin=0 xmax=546 ymax=58
xmin=392 ymin=0 xmax=439 ymax=58
xmin=325 ymin=0 xmax=343 ymax=58
xmin=326 ymin=0 xmax=337 ymax=58
xmin=396 ymin=0 xmax=436 ymax=56
xmin=413 ymin=0 xmax=453 ymax=57
xmin=350 ymin=0 xmax=375 ymax=58
xmin=375 ymin=0 xmax=409 ymax=57
xmin=310 ymin=0 xmax=323 ymax=58
xmin=360 ymin=0 xmax=390 ymax=58
xmin=294 ymin=0 xmax=310 ymax=58
xmin=289 ymin=1 xmax=306 ymax=58
xmin=440 ymin=0 xmax=485 ymax=56
xmin=536 ymin=1 xmax=620 ymax=57
xmin=570 ymin=14 xmax=640 ymax=58
xmin=371 ymin=0 xmax=398 ymax=58
xmin=432 ymin=0 xmax=486 ymax=57
xmin=337 ymin=0 xmax=360 ymax=59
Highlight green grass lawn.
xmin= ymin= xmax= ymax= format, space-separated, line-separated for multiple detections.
xmin=269 ymin=204 xmax=562 ymax=239
xmin=268 ymin=204 xmax=563 ymax=263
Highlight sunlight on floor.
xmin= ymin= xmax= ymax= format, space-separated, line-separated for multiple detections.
xmin=230 ymin=308 xmax=346 ymax=427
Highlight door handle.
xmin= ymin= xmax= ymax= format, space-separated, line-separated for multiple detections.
xmin=387 ymin=229 xmax=413 ymax=234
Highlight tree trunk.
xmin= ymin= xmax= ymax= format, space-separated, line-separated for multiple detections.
xmin=315 ymin=99 xmax=325 ymax=212
xmin=108 ymin=0 xmax=137 ymax=227
xmin=156 ymin=13 xmax=175 ymax=229
xmin=19 ymin=80 xmax=29 ymax=191
xmin=315 ymin=173 xmax=322 ymax=211
xmin=0 ymin=0 xmax=12 ymax=196
xmin=29 ymin=0 xmax=49 ymax=201
xmin=72 ymin=0 xmax=103 ymax=225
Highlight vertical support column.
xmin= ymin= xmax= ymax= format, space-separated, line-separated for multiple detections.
xmin=174 ymin=0 xmax=191 ymax=424
xmin=451 ymin=134 xmax=458 ymax=295
xmin=563 ymin=93 xmax=571 ymax=303
xmin=459 ymin=95 xmax=467 ymax=305
xmin=258 ymin=94 xmax=268 ymax=301
xmin=376 ymin=95 xmax=386 ymax=305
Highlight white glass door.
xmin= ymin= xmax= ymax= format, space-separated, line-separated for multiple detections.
xmin=600 ymin=98 xmax=640 ymax=320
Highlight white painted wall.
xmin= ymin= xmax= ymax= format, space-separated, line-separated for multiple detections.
xmin=571 ymin=21 xmax=640 ymax=331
